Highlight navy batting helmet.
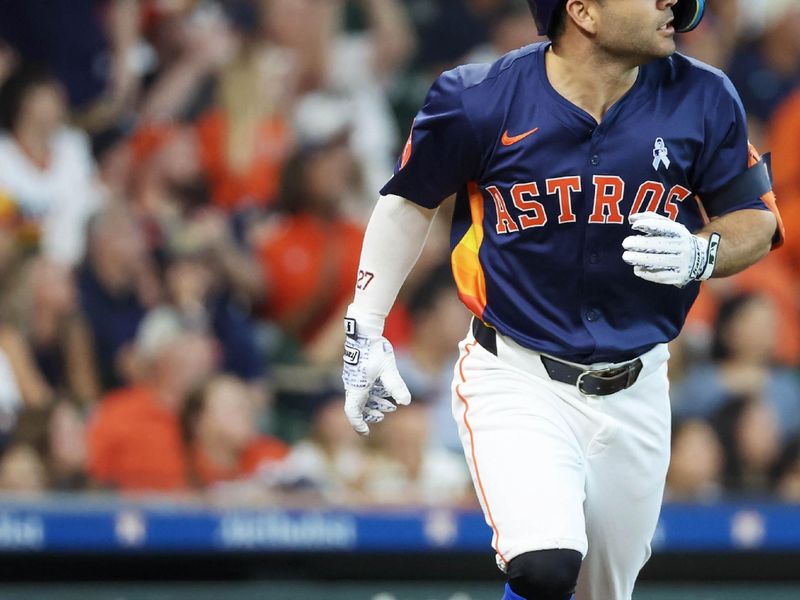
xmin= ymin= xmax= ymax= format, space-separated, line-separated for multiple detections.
xmin=527 ymin=0 xmax=705 ymax=37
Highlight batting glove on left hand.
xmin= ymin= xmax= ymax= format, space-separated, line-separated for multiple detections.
xmin=342 ymin=309 xmax=411 ymax=436
xmin=622 ymin=211 xmax=720 ymax=287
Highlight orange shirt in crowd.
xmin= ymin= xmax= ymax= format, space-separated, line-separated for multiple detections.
xmin=87 ymin=387 xmax=188 ymax=492
xmin=256 ymin=213 xmax=413 ymax=348
xmin=257 ymin=214 xmax=365 ymax=340
xmin=190 ymin=437 xmax=290 ymax=487
xmin=196 ymin=109 xmax=291 ymax=211
xmin=768 ymin=90 xmax=800 ymax=276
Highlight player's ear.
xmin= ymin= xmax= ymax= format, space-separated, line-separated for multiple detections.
xmin=565 ymin=0 xmax=599 ymax=36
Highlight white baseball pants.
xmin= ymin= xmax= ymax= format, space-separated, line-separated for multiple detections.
xmin=451 ymin=326 xmax=671 ymax=600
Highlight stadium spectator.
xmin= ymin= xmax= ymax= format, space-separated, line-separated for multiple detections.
xmin=277 ymin=393 xmax=370 ymax=503
xmin=46 ymin=397 xmax=88 ymax=490
xmin=0 ymin=258 xmax=99 ymax=405
xmin=0 ymin=0 xmax=142 ymax=145
xmin=182 ymin=375 xmax=287 ymax=488
xmin=290 ymin=93 xmax=372 ymax=219
xmin=195 ymin=11 xmax=294 ymax=212
xmin=673 ymin=293 xmax=800 ymax=440
xmin=665 ymin=418 xmax=724 ymax=502
xmin=5 ymin=396 xmax=90 ymax=489
xmin=0 ymin=64 xmax=104 ymax=266
xmin=712 ymin=394 xmax=783 ymax=496
xmin=0 ymin=442 xmax=47 ymax=493
xmin=86 ymin=310 xmax=217 ymax=492
xmin=157 ymin=218 xmax=266 ymax=383
xmin=115 ymin=126 xmax=265 ymax=302
xmin=255 ymin=121 xmax=364 ymax=361
xmin=1 ymin=395 xmax=88 ymax=491
xmin=684 ymin=253 xmax=800 ymax=366
xmin=262 ymin=0 xmax=412 ymax=198
xmin=362 ymin=403 xmax=472 ymax=506
xmin=124 ymin=123 xmax=209 ymax=221
xmin=395 ymin=261 xmax=471 ymax=453
xmin=135 ymin=1 xmax=239 ymax=125
xmin=78 ymin=206 xmax=161 ymax=390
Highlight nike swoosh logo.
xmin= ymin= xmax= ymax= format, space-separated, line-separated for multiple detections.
xmin=501 ymin=127 xmax=540 ymax=146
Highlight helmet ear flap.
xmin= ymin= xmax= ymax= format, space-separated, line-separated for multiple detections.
xmin=672 ymin=0 xmax=705 ymax=33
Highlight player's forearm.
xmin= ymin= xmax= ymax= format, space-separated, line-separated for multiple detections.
xmin=348 ymin=194 xmax=437 ymax=331
xmin=696 ymin=208 xmax=776 ymax=277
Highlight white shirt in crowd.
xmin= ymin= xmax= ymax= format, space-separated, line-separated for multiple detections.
xmin=0 ymin=128 xmax=103 ymax=267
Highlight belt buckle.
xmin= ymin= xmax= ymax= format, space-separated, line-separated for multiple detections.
xmin=576 ymin=369 xmax=599 ymax=396
xmin=576 ymin=363 xmax=636 ymax=396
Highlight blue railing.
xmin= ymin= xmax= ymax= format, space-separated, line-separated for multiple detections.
xmin=0 ymin=498 xmax=798 ymax=553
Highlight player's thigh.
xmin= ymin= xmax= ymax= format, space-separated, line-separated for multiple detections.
xmin=577 ymin=359 xmax=672 ymax=600
xmin=451 ymin=338 xmax=589 ymax=566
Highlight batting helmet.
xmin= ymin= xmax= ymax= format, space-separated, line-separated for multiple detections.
xmin=527 ymin=0 xmax=705 ymax=37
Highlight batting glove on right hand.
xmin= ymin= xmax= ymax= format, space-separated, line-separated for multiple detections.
xmin=622 ymin=211 xmax=720 ymax=287
xmin=342 ymin=310 xmax=411 ymax=436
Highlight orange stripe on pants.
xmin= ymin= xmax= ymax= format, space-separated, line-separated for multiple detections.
xmin=455 ymin=339 xmax=509 ymax=566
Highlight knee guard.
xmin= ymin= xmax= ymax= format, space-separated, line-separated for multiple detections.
xmin=506 ymin=549 xmax=582 ymax=600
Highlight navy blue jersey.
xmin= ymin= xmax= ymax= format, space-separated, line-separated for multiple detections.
xmin=381 ymin=42 xmax=768 ymax=364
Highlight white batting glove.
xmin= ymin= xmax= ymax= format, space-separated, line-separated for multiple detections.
xmin=342 ymin=308 xmax=411 ymax=436
xmin=622 ymin=211 xmax=720 ymax=287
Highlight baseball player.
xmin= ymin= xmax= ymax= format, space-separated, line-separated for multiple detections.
xmin=342 ymin=1 xmax=784 ymax=599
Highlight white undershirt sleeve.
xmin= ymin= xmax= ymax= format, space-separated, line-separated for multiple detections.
xmin=347 ymin=194 xmax=438 ymax=335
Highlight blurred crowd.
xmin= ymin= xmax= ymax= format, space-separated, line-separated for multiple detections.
xmin=0 ymin=0 xmax=796 ymax=508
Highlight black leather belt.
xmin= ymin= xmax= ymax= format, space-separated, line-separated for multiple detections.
xmin=471 ymin=319 xmax=643 ymax=396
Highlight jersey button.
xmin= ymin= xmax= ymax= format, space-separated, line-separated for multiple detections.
xmin=590 ymin=155 xmax=600 ymax=166
xmin=586 ymin=309 xmax=600 ymax=322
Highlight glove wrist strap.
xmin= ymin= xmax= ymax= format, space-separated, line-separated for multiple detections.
xmin=695 ymin=232 xmax=721 ymax=281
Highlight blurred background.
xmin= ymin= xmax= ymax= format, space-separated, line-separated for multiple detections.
xmin=0 ymin=0 xmax=798 ymax=598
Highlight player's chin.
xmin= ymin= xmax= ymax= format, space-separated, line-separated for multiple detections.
xmin=652 ymin=36 xmax=677 ymax=58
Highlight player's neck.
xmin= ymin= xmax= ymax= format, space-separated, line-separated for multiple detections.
xmin=544 ymin=43 xmax=639 ymax=124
